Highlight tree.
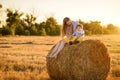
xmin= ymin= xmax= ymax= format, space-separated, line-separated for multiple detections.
xmin=23 ymin=14 xmax=36 ymax=28
xmin=78 ymin=20 xmax=103 ymax=35
xmin=102 ymin=27 xmax=111 ymax=34
xmin=0 ymin=4 xmax=3 ymax=28
xmin=88 ymin=21 xmax=103 ymax=34
xmin=38 ymin=22 xmax=46 ymax=30
xmin=45 ymin=17 xmax=61 ymax=36
xmin=1 ymin=26 xmax=11 ymax=35
xmin=0 ymin=4 xmax=2 ymax=8
xmin=84 ymin=30 xmax=92 ymax=35
xmin=15 ymin=24 xmax=25 ymax=35
xmin=106 ymin=24 xmax=118 ymax=34
xmin=24 ymin=30 xmax=30 ymax=36
xmin=29 ymin=25 xmax=38 ymax=35
xmin=39 ymin=28 xmax=46 ymax=36
xmin=6 ymin=9 xmax=23 ymax=36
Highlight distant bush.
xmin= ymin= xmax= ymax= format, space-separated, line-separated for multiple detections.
xmin=29 ymin=26 xmax=38 ymax=35
xmin=24 ymin=30 xmax=30 ymax=36
xmin=39 ymin=28 xmax=46 ymax=36
xmin=15 ymin=25 xmax=25 ymax=35
xmin=1 ymin=26 xmax=11 ymax=35
xmin=0 ymin=28 xmax=2 ymax=36
xmin=85 ymin=30 xmax=92 ymax=35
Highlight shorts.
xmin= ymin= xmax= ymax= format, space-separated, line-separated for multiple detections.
xmin=70 ymin=36 xmax=84 ymax=42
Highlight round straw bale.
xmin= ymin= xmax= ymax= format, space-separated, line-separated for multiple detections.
xmin=46 ymin=40 xmax=110 ymax=80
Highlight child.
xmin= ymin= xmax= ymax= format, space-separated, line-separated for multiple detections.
xmin=69 ymin=24 xmax=85 ymax=45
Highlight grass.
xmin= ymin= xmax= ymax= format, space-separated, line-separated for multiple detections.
xmin=0 ymin=35 xmax=120 ymax=80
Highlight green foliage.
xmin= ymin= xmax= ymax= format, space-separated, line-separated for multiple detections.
xmin=0 ymin=28 xmax=2 ymax=36
xmin=1 ymin=8 xmax=119 ymax=36
xmin=78 ymin=19 xmax=120 ymax=35
xmin=0 ymin=4 xmax=2 ymax=8
xmin=45 ymin=17 xmax=61 ymax=36
xmin=29 ymin=25 xmax=38 ymax=35
xmin=85 ymin=30 xmax=92 ymax=35
xmin=6 ymin=9 xmax=23 ymax=27
xmin=39 ymin=28 xmax=46 ymax=36
xmin=103 ymin=28 xmax=111 ymax=34
xmin=15 ymin=25 xmax=25 ymax=35
xmin=107 ymin=24 xmax=119 ymax=34
xmin=85 ymin=21 xmax=103 ymax=34
xmin=10 ymin=28 xmax=15 ymax=36
xmin=24 ymin=30 xmax=30 ymax=36
xmin=1 ymin=26 xmax=11 ymax=35
xmin=6 ymin=9 xmax=23 ymax=36
xmin=23 ymin=14 xmax=36 ymax=28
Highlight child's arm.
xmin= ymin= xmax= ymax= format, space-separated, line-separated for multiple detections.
xmin=80 ymin=30 xmax=85 ymax=36
xmin=72 ymin=32 xmax=76 ymax=36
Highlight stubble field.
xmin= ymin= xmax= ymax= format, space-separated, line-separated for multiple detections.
xmin=0 ymin=35 xmax=120 ymax=80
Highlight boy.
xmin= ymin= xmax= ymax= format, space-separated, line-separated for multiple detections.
xmin=69 ymin=24 xmax=85 ymax=45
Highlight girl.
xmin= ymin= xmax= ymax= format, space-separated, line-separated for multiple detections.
xmin=46 ymin=17 xmax=80 ymax=58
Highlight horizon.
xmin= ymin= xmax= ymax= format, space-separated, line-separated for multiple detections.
xmin=0 ymin=0 xmax=120 ymax=27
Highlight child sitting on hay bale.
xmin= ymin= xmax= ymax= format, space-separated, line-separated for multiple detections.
xmin=63 ymin=24 xmax=85 ymax=44
xmin=69 ymin=24 xmax=85 ymax=45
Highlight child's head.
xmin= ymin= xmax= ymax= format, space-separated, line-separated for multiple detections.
xmin=76 ymin=24 xmax=83 ymax=30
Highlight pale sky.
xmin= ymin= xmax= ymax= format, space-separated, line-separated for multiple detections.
xmin=1 ymin=0 xmax=120 ymax=27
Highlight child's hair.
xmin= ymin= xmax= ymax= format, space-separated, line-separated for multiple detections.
xmin=76 ymin=24 xmax=83 ymax=29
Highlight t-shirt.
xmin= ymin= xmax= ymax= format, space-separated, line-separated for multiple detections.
xmin=66 ymin=21 xmax=80 ymax=38
xmin=72 ymin=29 xmax=85 ymax=37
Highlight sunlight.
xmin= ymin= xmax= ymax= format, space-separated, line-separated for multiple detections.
xmin=0 ymin=0 xmax=120 ymax=27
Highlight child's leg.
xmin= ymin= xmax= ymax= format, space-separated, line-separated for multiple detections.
xmin=70 ymin=36 xmax=77 ymax=42
xmin=76 ymin=37 xmax=84 ymax=42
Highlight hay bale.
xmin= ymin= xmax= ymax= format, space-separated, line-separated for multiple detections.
xmin=46 ymin=40 xmax=110 ymax=80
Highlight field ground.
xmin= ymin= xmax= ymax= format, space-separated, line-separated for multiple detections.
xmin=0 ymin=35 xmax=120 ymax=80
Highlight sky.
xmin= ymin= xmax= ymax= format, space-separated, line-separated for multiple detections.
xmin=0 ymin=0 xmax=120 ymax=27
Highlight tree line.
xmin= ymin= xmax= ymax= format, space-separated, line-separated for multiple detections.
xmin=78 ymin=20 xmax=120 ymax=35
xmin=0 ymin=4 xmax=120 ymax=36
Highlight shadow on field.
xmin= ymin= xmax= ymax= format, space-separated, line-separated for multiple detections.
xmin=0 ymin=46 xmax=12 ymax=48
xmin=0 ymin=42 xmax=54 ymax=45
